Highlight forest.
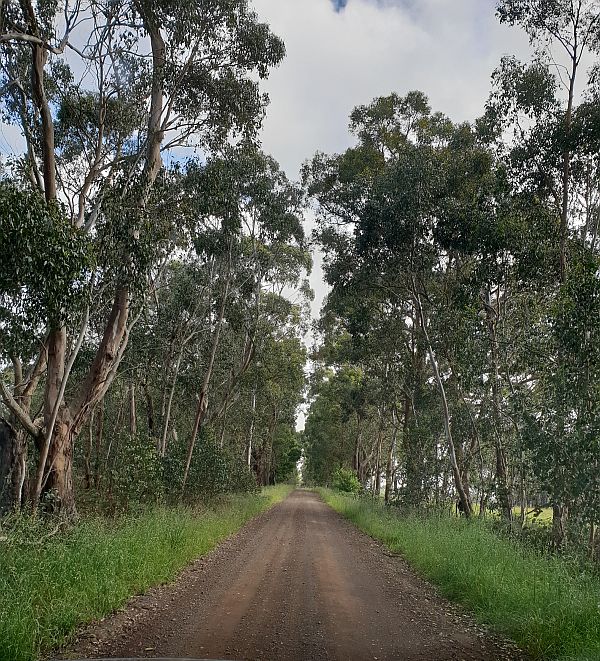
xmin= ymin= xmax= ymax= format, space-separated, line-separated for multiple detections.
xmin=1 ymin=0 xmax=600 ymax=659
xmin=303 ymin=3 xmax=600 ymax=557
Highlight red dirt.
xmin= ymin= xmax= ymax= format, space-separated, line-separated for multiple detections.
xmin=59 ymin=490 xmax=525 ymax=661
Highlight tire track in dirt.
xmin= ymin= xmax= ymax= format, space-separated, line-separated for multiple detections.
xmin=60 ymin=490 xmax=525 ymax=661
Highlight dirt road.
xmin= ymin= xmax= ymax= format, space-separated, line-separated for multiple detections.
xmin=64 ymin=490 xmax=524 ymax=661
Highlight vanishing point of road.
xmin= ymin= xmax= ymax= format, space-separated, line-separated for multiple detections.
xmin=65 ymin=490 xmax=524 ymax=661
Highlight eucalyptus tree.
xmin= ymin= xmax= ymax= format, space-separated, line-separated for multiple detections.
xmin=496 ymin=0 xmax=600 ymax=280
xmin=311 ymin=287 xmax=412 ymax=500
xmin=490 ymin=0 xmax=600 ymax=546
xmin=306 ymin=92 xmax=487 ymax=515
xmin=0 ymin=0 xmax=285 ymax=517
xmin=306 ymin=89 xmax=554 ymax=520
xmin=172 ymin=144 xmax=308 ymax=496
xmin=303 ymin=365 xmax=370 ymax=486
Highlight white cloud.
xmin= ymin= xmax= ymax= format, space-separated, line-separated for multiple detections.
xmin=253 ymin=0 xmax=532 ymax=178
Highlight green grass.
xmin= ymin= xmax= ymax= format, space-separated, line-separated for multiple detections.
xmin=514 ymin=506 xmax=553 ymax=525
xmin=0 ymin=485 xmax=292 ymax=661
xmin=319 ymin=489 xmax=600 ymax=661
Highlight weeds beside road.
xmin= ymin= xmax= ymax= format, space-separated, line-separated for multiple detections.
xmin=320 ymin=489 xmax=600 ymax=661
xmin=0 ymin=485 xmax=292 ymax=661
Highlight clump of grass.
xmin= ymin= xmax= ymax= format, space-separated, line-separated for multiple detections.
xmin=0 ymin=485 xmax=292 ymax=661
xmin=320 ymin=489 xmax=600 ymax=661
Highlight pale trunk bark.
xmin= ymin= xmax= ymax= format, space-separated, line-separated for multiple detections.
xmin=246 ymin=385 xmax=257 ymax=468
xmin=553 ymin=54 xmax=577 ymax=549
xmin=160 ymin=350 xmax=182 ymax=456
xmin=94 ymin=398 xmax=104 ymax=488
xmin=84 ymin=411 xmax=94 ymax=489
xmin=384 ymin=420 xmax=398 ymax=504
xmin=413 ymin=286 xmax=472 ymax=517
xmin=373 ymin=409 xmax=383 ymax=497
xmin=129 ymin=382 xmax=137 ymax=437
xmin=485 ymin=287 xmax=512 ymax=522
xmin=181 ymin=266 xmax=231 ymax=497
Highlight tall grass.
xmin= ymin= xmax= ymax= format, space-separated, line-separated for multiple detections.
xmin=0 ymin=485 xmax=292 ymax=661
xmin=320 ymin=489 xmax=600 ymax=661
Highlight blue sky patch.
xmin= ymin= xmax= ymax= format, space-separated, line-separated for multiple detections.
xmin=332 ymin=0 xmax=348 ymax=10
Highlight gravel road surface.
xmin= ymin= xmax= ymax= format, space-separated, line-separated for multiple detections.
xmin=61 ymin=490 xmax=525 ymax=661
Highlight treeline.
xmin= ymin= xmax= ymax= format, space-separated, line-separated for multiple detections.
xmin=303 ymin=0 xmax=600 ymax=554
xmin=0 ymin=0 xmax=309 ymax=518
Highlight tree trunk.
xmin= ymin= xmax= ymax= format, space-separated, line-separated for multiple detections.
xmin=181 ymin=261 xmax=231 ymax=497
xmin=589 ymin=520 xmax=596 ymax=562
xmin=259 ymin=407 xmax=278 ymax=486
xmin=143 ymin=382 xmax=155 ymax=437
xmin=84 ymin=411 xmax=94 ymax=489
xmin=552 ymin=53 xmax=577 ymax=549
xmin=41 ymin=412 xmax=76 ymax=518
xmin=160 ymin=350 xmax=182 ymax=456
xmin=33 ymin=326 xmax=70 ymax=515
xmin=484 ymin=287 xmax=512 ymax=523
xmin=373 ymin=409 xmax=384 ymax=497
xmin=129 ymin=382 xmax=137 ymax=437
xmin=384 ymin=422 xmax=398 ymax=504
xmin=519 ymin=451 xmax=527 ymax=528
xmin=246 ymin=384 xmax=257 ymax=467
xmin=94 ymin=398 xmax=104 ymax=488
xmin=385 ymin=400 xmax=407 ymax=504
xmin=552 ymin=502 xmax=569 ymax=551
xmin=413 ymin=284 xmax=472 ymax=517
xmin=353 ymin=414 xmax=363 ymax=480
xmin=0 ymin=420 xmax=27 ymax=514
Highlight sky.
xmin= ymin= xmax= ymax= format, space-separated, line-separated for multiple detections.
xmin=250 ymin=0 xmax=534 ymax=319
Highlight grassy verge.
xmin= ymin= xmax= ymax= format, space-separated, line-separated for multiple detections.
xmin=319 ymin=489 xmax=600 ymax=661
xmin=0 ymin=485 xmax=292 ymax=661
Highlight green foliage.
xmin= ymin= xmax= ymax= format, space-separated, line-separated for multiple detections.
xmin=322 ymin=490 xmax=600 ymax=661
xmin=164 ymin=428 xmax=258 ymax=499
xmin=0 ymin=486 xmax=291 ymax=661
xmin=272 ymin=425 xmax=302 ymax=483
xmin=303 ymin=366 xmax=366 ymax=486
xmin=0 ymin=183 xmax=90 ymax=351
xmin=110 ymin=433 xmax=164 ymax=510
xmin=331 ymin=467 xmax=361 ymax=493
xmin=523 ymin=251 xmax=600 ymax=522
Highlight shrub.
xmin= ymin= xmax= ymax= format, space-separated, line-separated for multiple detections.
xmin=331 ymin=467 xmax=361 ymax=493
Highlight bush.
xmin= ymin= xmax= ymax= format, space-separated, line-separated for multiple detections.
xmin=331 ymin=467 xmax=361 ymax=493
xmin=110 ymin=432 xmax=164 ymax=510
xmin=162 ymin=427 xmax=258 ymax=499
